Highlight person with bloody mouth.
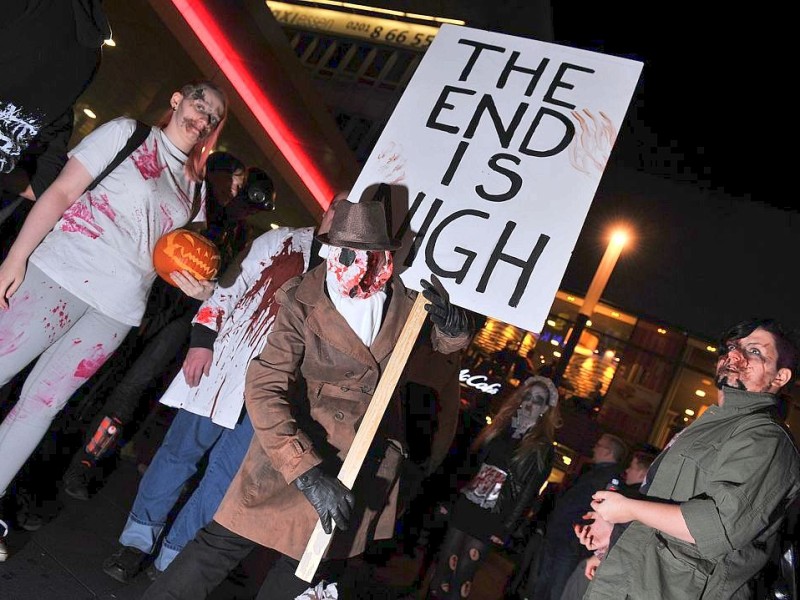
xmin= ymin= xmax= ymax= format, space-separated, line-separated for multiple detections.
xmin=579 ymin=318 xmax=800 ymax=600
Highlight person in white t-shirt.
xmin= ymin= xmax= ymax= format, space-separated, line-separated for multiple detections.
xmin=0 ymin=80 xmax=228 ymax=561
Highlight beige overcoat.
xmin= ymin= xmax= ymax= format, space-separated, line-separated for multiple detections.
xmin=215 ymin=264 xmax=469 ymax=560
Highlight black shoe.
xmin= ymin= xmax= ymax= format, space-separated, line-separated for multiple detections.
xmin=15 ymin=491 xmax=45 ymax=531
xmin=102 ymin=546 xmax=149 ymax=583
xmin=17 ymin=510 xmax=44 ymax=532
xmin=63 ymin=462 xmax=92 ymax=501
xmin=145 ymin=562 xmax=162 ymax=582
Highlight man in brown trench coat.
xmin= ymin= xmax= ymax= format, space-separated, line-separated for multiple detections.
xmin=144 ymin=199 xmax=472 ymax=599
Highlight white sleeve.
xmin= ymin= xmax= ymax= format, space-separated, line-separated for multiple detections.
xmin=67 ymin=117 xmax=140 ymax=180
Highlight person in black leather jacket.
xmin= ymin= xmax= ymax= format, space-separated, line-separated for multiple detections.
xmin=427 ymin=376 xmax=560 ymax=599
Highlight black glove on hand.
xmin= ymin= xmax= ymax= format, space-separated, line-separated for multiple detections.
xmin=294 ymin=465 xmax=355 ymax=534
xmin=420 ymin=276 xmax=471 ymax=337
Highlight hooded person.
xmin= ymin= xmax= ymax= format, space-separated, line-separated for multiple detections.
xmin=143 ymin=197 xmax=473 ymax=600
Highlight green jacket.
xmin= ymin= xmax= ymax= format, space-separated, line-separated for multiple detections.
xmin=586 ymin=387 xmax=800 ymax=600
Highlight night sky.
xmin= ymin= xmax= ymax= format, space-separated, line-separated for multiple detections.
xmin=548 ymin=3 xmax=796 ymax=341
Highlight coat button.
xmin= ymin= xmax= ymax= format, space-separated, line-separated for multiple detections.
xmin=345 ymin=371 xmax=355 ymax=378
xmin=334 ymin=411 xmax=345 ymax=421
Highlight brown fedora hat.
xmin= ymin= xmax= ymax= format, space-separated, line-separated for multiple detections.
xmin=317 ymin=200 xmax=401 ymax=251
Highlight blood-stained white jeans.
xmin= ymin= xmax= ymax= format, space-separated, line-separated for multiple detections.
xmin=0 ymin=264 xmax=129 ymax=494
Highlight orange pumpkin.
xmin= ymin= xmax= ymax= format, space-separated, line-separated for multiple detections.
xmin=152 ymin=229 xmax=220 ymax=286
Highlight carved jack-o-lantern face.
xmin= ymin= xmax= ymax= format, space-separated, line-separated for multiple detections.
xmin=153 ymin=228 xmax=220 ymax=286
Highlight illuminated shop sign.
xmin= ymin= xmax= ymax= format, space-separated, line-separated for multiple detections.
xmin=266 ymin=1 xmax=439 ymax=50
xmin=459 ymin=369 xmax=503 ymax=395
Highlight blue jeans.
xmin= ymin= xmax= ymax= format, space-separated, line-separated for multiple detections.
xmin=118 ymin=408 xmax=254 ymax=571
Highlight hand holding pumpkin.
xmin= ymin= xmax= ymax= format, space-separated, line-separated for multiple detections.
xmin=171 ymin=270 xmax=216 ymax=301
xmin=153 ymin=228 xmax=220 ymax=287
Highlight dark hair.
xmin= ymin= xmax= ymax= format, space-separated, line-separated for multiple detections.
xmin=206 ymin=151 xmax=244 ymax=174
xmin=631 ymin=450 xmax=657 ymax=470
xmin=720 ymin=318 xmax=799 ymax=389
xmin=472 ymin=378 xmax=562 ymax=472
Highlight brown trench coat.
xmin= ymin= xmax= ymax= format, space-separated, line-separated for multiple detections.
xmin=214 ymin=264 xmax=469 ymax=560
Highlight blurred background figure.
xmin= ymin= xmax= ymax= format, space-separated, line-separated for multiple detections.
xmin=559 ymin=448 xmax=657 ymax=600
xmin=1 ymin=0 xmax=110 ymax=213
xmin=522 ymin=433 xmax=626 ymax=600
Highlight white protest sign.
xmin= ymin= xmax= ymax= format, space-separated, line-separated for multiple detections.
xmin=349 ymin=24 xmax=643 ymax=333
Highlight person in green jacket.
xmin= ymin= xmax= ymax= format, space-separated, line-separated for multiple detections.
xmin=579 ymin=317 xmax=800 ymax=599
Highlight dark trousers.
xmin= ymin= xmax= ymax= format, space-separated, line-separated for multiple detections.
xmin=93 ymin=316 xmax=192 ymax=424
xmin=145 ymin=520 xmax=335 ymax=600
xmin=560 ymin=558 xmax=591 ymax=600
xmin=72 ymin=315 xmax=192 ymax=465
xmin=530 ymin=543 xmax=585 ymax=600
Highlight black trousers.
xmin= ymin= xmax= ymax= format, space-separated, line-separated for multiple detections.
xmin=144 ymin=520 xmax=337 ymax=600
xmin=69 ymin=314 xmax=192 ymax=467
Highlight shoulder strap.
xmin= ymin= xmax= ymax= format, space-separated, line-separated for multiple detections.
xmin=188 ymin=180 xmax=203 ymax=224
xmin=86 ymin=120 xmax=151 ymax=191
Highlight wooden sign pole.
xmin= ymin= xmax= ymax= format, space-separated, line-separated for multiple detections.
xmin=295 ymin=293 xmax=430 ymax=582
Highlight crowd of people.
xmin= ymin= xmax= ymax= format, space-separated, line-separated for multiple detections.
xmin=2 ymin=4 xmax=800 ymax=599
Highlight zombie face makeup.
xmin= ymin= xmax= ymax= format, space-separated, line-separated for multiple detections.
xmin=175 ymin=87 xmax=224 ymax=144
xmin=326 ymin=246 xmax=393 ymax=299
xmin=510 ymin=384 xmax=549 ymax=438
xmin=715 ymin=328 xmax=784 ymax=394
xmin=189 ymin=87 xmax=223 ymax=126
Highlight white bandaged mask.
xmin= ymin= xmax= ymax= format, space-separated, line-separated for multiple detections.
xmin=326 ymin=246 xmax=393 ymax=299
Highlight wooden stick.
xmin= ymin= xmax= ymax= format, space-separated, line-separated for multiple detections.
xmin=295 ymin=292 xmax=430 ymax=582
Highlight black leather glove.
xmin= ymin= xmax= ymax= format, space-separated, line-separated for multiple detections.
xmin=294 ymin=465 xmax=355 ymax=534
xmin=420 ymin=276 xmax=471 ymax=337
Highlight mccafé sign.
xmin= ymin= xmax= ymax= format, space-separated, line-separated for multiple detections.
xmin=459 ymin=369 xmax=503 ymax=395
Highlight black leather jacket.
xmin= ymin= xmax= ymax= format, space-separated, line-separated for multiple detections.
xmin=479 ymin=436 xmax=555 ymax=535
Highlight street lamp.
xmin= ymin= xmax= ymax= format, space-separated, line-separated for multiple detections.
xmin=552 ymin=227 xmax=630 ymax=385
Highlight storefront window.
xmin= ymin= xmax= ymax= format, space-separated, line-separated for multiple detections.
xmin=650 ymin=365 xmax=718 ymax=448
xmin=558 ymin=330 xmax=627 ymax=398
xmin=682 ymin=337 xmax=722 ymax=370
xmin=595 ymin=321 xmax=686 ymax=444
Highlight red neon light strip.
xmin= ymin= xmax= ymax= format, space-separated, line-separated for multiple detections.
xmin=171 ymin=0 xmax=333 ymax=208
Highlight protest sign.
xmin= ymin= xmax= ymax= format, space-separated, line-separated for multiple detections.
xmin=350 ymin=23 xmax=643 ymax=333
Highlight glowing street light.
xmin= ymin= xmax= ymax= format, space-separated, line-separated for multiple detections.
xmin=553 ymin=226 xmax=631 ymax=385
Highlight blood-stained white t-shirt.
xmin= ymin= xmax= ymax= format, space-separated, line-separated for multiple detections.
xmin=31 ymin=117 xmax=205 ymax=326
xmin=160 ymin=227 xmax=314 ymax=428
